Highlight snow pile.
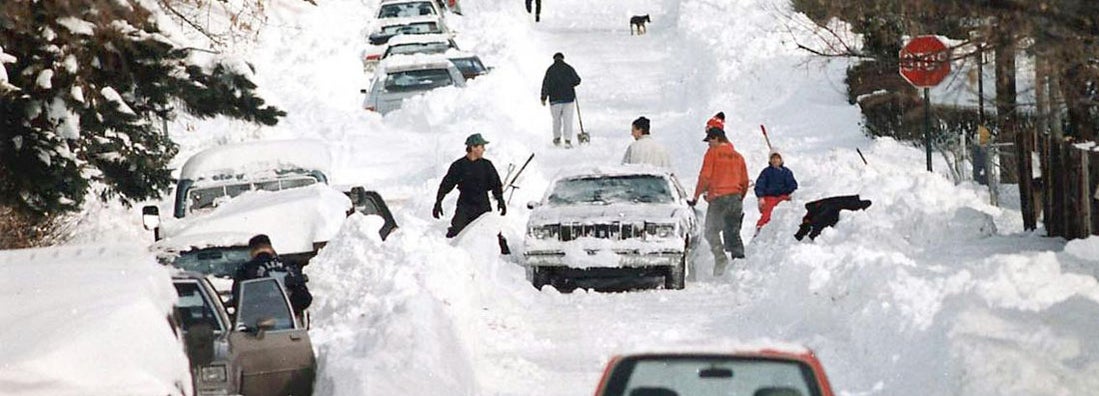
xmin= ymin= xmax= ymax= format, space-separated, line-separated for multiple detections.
xmin=0 ymin=245 xmax=190 ymax=396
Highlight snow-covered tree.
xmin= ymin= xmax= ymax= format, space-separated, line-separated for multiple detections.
xmin=0 ymin=0 xmax=284 ymax=222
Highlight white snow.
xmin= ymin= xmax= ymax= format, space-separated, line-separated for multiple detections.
xmin=57 ymin=16 xmax=97 ymax=36
xmin=0 ymin=244 xmax=191 ymax=396
xmin=39 ymin=0 xmax=1099 ymax=395
xmin=178 ymin=138 xmax=332 ymax=182
xmin=36 ymin=69 xmax=54 ymax=89
xmin=99 ymin=86 xmax=136 ymax=115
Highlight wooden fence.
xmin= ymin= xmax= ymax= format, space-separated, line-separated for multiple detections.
xmin=1036 ymin=136 xmax=1099 ymax=239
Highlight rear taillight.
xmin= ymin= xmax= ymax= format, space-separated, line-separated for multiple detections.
xmin=365 ymin=54 xmax=381 ymax=61
xmin=364 ymin=106 xmax=376 ymax=112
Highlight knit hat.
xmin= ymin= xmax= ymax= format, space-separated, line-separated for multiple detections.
xmin=706 ymin=112 xmax=725 ymax=130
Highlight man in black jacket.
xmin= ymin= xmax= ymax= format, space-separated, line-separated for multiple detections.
xmin=230 ymin=234 xmax=312 ymax=319
xmin=540 ymin=52 xmax=581 ymax=148
xmin=433 ymin=133 xmax=506 ymax=238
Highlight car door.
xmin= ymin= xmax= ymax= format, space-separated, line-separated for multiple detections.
xmin=229 ymin=278 xmax=316 ymax=396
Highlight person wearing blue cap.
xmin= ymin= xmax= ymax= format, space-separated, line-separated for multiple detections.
xmin=433 ymin=133 xmax=506 ymax=238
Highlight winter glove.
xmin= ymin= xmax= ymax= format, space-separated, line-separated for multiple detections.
xmin=686 ymin=199 xmax=697 ymax=207
xmin=497 ymin=198 xmax=507 ymax=216
xmin=432 ymin=201 xmax=444 ymax=219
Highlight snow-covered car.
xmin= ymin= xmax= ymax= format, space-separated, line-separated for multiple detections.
xmin=174 ymin=271 xmax=316 ymax=396
xmin=380 ymin=33 xmax=460 ymax=60
xmin=144 ymin=139 xmax=397 ymax=291
xmin=0 ymin=245 xmax=192 ymax=395
xmin=361 ymin=54 xmax=466 ymax=114
xmin=376 ymin=0 xmax=442 ymax=19
xmin=361 ymin=15 xmax=450 ymax=68
xmin=593 ymin=348 xmax=836 ymax=396
xmin=524 ymin=166 xmax=700 ymax=290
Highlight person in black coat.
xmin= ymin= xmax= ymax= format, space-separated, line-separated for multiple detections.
xmin=433 ymin=133 xmax=506 ymax=238
xmin=540 ymin=52 xmax=582 ymax=147
xmin=230 ymin=234 xmax=312 ymax=318
xmin=794 ymin=195 xmax=872 ymax=241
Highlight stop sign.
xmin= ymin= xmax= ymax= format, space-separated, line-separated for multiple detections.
xmin=899 ymin=35 xmax=951 ymax=88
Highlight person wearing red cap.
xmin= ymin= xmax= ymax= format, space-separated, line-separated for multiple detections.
xmin=706 ymin=111 xmax=725 ymax=131
xmin=690 ymin=127 xmax=749 ymax=276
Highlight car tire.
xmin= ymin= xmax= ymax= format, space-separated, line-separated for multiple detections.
xmin=532 ymin=266 xmax=550 ymax=290
xmin=665 ymin=239 xmax=688 ymax=290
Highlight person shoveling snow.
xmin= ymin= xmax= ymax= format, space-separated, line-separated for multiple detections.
xmin=433 ymin=133 xmax=507 ymax=238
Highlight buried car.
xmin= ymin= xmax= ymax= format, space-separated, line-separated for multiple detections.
xmin=174 ymin=271 xmax=316 ymax=396
xmin=361 ymin=54 xmax=466 ymax=114
xmin=593 ymin=348 xmax=836 ymax=396
xmin=361 ymin=15 xmax=450 ymax=68
xmin=524 ymin=166 xmax=700 ymax=291
xmin=146 ymin=139 xmax=396 ymax=292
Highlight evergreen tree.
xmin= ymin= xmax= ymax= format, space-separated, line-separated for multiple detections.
xmin=0 ymin=0 xmax=284 ymax=223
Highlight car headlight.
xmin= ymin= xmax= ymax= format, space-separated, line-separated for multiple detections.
xmin=528 ymin=225 xmax=558 ymax=240
xmin=200 ymin=364 xmax=228 ymax=383
xmin=645 ymin=223 xmax=677 ymax=239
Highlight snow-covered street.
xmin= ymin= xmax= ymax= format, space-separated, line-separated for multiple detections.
xmin=16 ymin=0 xmax=1099 ymax=394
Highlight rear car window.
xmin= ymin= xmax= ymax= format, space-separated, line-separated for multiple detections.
xmin=603 ymin=356 xmax=822 ymax=396
xmin=377 ymin=1 xmax=436 ymax=18
xmin=384 ymin=69 xmax=454 ymax=92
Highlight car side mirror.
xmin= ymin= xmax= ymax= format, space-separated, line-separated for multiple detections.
xmin=360 ymin=88 xmax=367 ymax=94
xmin=142 ymin=205 xmax=161 ymax=240
xmin=526 ymin=201 xmax=541 ymax=209
xmin=487 ymin=66 xmax=495 ymax=72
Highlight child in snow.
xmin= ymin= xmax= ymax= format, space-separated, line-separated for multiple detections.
xmin=754 ymin=151 xmax=798 ymax=232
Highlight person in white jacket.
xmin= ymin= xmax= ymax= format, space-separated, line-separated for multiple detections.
xmin=622 ymin=116 xmax=671 ymax=169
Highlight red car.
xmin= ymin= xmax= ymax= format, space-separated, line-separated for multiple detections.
xmin=593 ymin=348 xmax=835 ymax=396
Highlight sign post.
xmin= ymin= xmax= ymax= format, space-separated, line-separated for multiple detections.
xmin=899 ymin=35 xmax=952 ymax=172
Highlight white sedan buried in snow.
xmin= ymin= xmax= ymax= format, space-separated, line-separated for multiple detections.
xmin=524 ymin=166 xmax=701 ymax=291
xmin=361 ymin=54 xmax=465 ymax=114
xmin=361 ymin=16 xmax=451 ymax=68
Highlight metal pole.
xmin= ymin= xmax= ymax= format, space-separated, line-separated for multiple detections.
xmin=924 ymin=87 xmax=933 ymax=172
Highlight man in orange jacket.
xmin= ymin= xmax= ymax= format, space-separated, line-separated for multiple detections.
xmin=690 ymin=127 xmax=749 ymax=276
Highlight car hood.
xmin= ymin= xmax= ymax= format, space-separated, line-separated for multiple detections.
xmin=158 ymin=184 xmax=351 ymax=254
xmin=528 ymin=202 xmax=686 ymax=226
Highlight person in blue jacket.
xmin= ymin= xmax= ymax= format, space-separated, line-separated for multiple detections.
xmin=754 ymin=151 xmax=798 ymax=232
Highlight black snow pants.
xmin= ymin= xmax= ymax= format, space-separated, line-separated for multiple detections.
xmin=447 ymin=203 xmax=491 ymax=238
xmin=525 ymin=0 xmax=540 ymax=18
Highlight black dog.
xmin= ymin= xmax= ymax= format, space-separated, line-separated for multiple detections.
xmin=630 ymin=14 xmax=651 ymax=35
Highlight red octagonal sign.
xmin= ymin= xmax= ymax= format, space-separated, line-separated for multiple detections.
xmin=899 ymin=35 xmax=952 ymax=88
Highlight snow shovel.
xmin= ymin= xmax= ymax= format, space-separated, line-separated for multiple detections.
xmin=575 ymin=97 xmax=591 ymax=144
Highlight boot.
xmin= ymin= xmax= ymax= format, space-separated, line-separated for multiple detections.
xmin=553 ymin=137 xmax=561 ymax=146
xmin=713 ymin=254 xmax=729 ymax=277
xmin=564 ymin=140 xmax=572 ymax=148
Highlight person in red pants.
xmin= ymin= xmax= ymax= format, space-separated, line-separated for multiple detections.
xmin=754 ymin=151 xmax=798 ymax=232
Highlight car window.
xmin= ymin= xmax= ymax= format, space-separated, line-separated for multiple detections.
xmin=450 ymin=57 xmax=485 ymax=75
xmin=171 ymin=247 xmax=251 ymax=278
xmin=408 ymin=21 xmax=440 ymax=33
xmin=174 ymin=281 xmax=225 ymax=333
xmin=385 ymin=41 xmax=451 ymax=57
xmin=384 ymin=69 xmax=454 ymax=92
xmin=548 ymin=175 xmax=674 ymax=205
xmin=377 ymin=1 xmax=436 ymax=18
xmin=604 ymin=356 xmax=821 ymax=396
xmin=186 ymin=176 xmax=318 ymax=213
xmin=236 ymin=278 xmax=295 ymax=332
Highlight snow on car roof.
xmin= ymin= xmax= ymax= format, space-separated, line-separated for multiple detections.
xmin=379 ymin=54 xmax=455 ymax=73
xmin=385 ymin=33 xmax=452 ymax=46
xmin=156 ymin=184 xmax=352 ymax=254
xmin=179 ymin=139 xmax=331 ymax=182
xmin=379 ymin=0 xmax=435 ymax=5
xmin=0 ymin=244 xmax=190 ymax=394
xmin=552 ymin=164 xmax=675 ymax=181
xmin=608 ymin=339 xmax=813 ymax=359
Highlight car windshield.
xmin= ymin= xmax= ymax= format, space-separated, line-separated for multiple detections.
xmin=174 ymin=281 xmax=225 ymax=333
xmin=603 ymin=356 xmax=822 ymax=396
xmin=384 ymin=69 xmax=454 ymax=92
xmin=548 ymin=175 xmax=673 ymax=205
xmin=186 ymin=176 xmax=317 ymax=213
xmin=377 ymin=1 xmax=436 ymax=18
xmin=236 ymin=278 xmax=295 ymax=332
xmin=450 ymin=57 xmax=485 ymax=75
xmin=170 ymin=247 xmax=252 ymax=278
xmin=386 ymin=41 xmax=451 ymax=57
xmin=380 ymin=21 xmax=439 ymax=35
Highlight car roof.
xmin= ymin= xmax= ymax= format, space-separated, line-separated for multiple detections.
xmin=379 ymin=54 xmax=456 ymax=73
xmin=379 ymin=0 xmax=435 ymax=5
xmin=179 ymin=139 xmax=332 ymax=182
xmin=385 ymin=33 xmax=452 ymax=46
